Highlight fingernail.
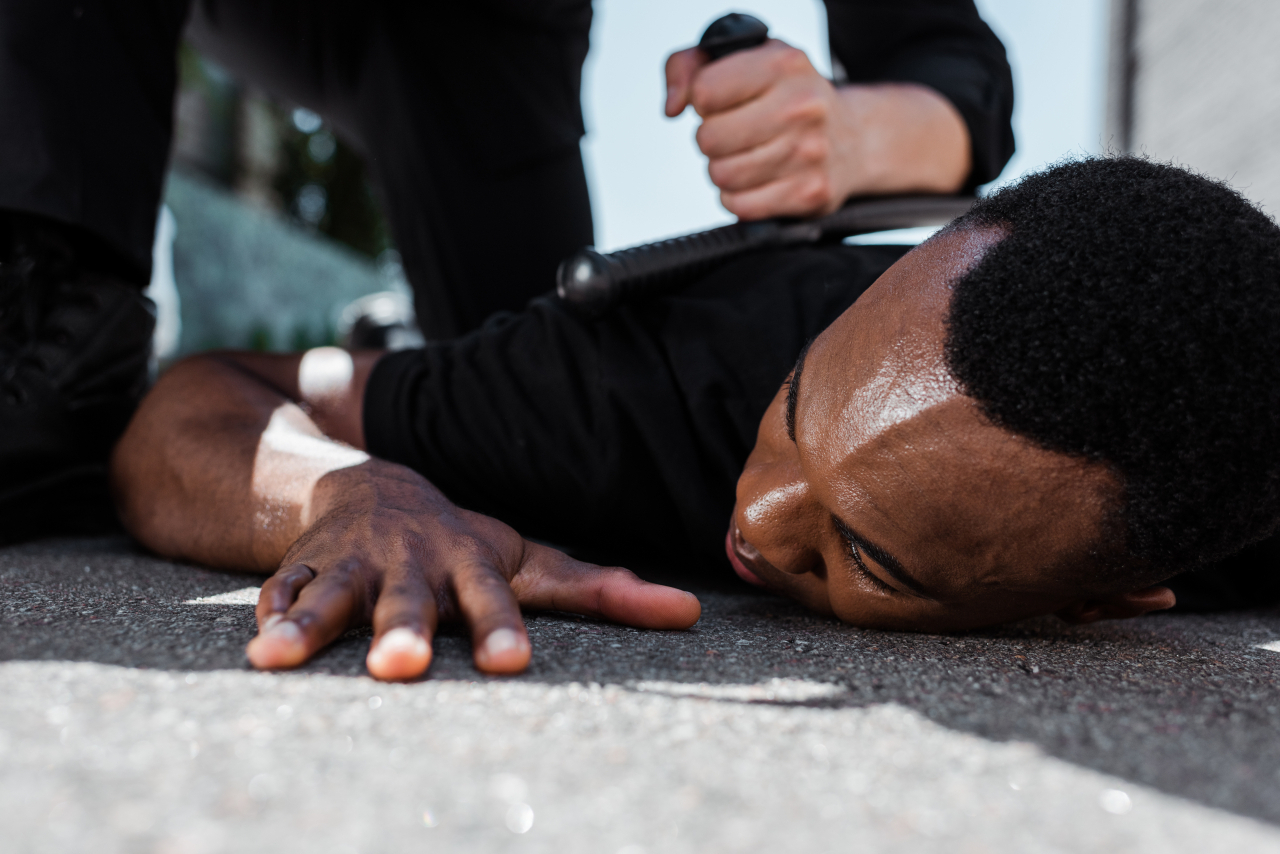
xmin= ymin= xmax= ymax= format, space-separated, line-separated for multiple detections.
xmin=261 ymin=614 xmax=284 ymax=633
xmin=369 ymin=627 xmax=429 ymax=668
xmin=483 ymin=628 xmax=523 ymax=658
xmin=260 ymin=619 xmax=302 ymax=645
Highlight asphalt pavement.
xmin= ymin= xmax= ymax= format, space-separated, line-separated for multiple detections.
xmin=3 ymin=536 xmax=1279 ymax=854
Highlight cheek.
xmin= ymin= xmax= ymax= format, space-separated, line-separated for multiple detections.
xmin=824 ymin=580 xmax=952 ymax=630
xmin=824 ymin=577 xmax=1071 ymax=632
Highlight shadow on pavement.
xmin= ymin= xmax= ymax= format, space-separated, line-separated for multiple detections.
xmin=3 ymin=536 xmax=1279 ymax=826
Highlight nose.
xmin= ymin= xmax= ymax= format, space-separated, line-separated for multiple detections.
xmin=735 ymin=459 xmax=822 ymax=576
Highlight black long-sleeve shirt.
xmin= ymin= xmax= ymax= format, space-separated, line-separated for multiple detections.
xmin=365 ymin=245 xmax=912 ymax=568
xmin=823 ymin=0 xmax=1015 ymax=190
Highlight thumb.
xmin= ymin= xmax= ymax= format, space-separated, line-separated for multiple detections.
xmin=665 ymin=47 xmax=709 ymax=117
xmin=513 ymin=542 xmax=702 ymax=630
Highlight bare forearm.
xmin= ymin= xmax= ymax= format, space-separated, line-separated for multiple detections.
xmin=833 ymin=83 xmax=972 ymax=198
xmin=110 ymin=354 xmax=361 ymax=570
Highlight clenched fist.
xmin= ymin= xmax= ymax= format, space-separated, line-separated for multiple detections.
xmin=665 ymin=39 xmax=972 ymax=220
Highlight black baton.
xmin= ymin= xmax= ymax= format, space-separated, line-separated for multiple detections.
xmin=556 ymin=195 xmax=975 ymax=318
xmin=556 ymin=13 xmax=975 ymax=318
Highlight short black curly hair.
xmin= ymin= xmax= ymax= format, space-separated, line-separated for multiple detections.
xmin=944 ymin=156 xmax=1280 ymax=578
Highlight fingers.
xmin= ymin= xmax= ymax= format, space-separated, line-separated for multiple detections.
xmin=708 ymin=129 xmax=829 ymax=195
xmin=722 ymin=170 xmax=839 ymax=220
xmin=689 ymin=40 xmax=813 ymax=117
xmin=512 ymin=543 xmax=702 ymax=630
xmin=255 ymin=563 xmax=315 ymax=627
xmin=697 ymin=77 xmax=828 ymax=159
xmin=452 ymin=561 xmax=532 ymax=674
xmin=664 ymin=47 xmax=706 ymax=117
xmin=367 ymin=568 xmax=439 ymax=681
xmin=246 ymin=560 xmax=364 ymax=670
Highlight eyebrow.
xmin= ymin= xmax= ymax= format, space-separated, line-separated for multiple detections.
xmin=833 ymin=515 xmax=934 ymax=599
xmin=785 ymin=338 xmax=814 ymax=443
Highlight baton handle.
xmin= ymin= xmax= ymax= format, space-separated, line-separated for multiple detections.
xmin=698 ymin=12 xmax=769 ymax=59
xmin=556 ymin=195 xmax=974 ymax=318
xmin=556 ymin=220 xmax=798 ymax=317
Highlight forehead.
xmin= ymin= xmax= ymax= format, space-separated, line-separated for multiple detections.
xmin=795 ymin=227 xmax=993 ymax=462
xmin=794 ymin=228 xmax=1117 ymax=595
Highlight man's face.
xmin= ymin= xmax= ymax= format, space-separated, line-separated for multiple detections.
xmin=729 ymin=226 xmax=1123 ymax=631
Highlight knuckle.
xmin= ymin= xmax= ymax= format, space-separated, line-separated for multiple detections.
xmin=689 ymin=78 xmax=715 ymax=113
xmin=468 ymin=565 xmax=514 ymax=595
xmin=772 ymin=47 xmax=810 ymax=76
xmin=284 ymin=607 xmax=324 ymax=633
xmin=326 ymin=557 xmax=365 ymax=584
xmin=802 ymin=176 xmax=834 ymax=209
xmin=380 ymin=581 xmax=421 ymax=601
xmin=603 ymin=565 xmax=641 ymax=583
xmin=721 ymin=191 xmax=753 ymax=219
xmin=796 ymin=134 xmax=829 ymax=165
xmin=786 ymin=94 xmax=827 ymax=126
xmin=707 ymin=157 xmax=734 ymax=187
xmin=284 ymin=563 xmax=317 ymax=584
xmin=694 ymin=121 xmax=716 ymax=152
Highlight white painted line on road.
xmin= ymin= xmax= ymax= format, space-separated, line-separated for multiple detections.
xmin=1256 ymin=640 xmax=1280 ymax=653
xmin=183 ymin=586 xmax=261 ymax=606
xmin=633 ymin=677 xmax=846 ymax=702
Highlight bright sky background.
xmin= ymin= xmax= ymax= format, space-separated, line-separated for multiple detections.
xmin=580 ymin=0 xmax=1110 ymax=252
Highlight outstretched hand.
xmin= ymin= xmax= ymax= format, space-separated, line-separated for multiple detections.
xmin=245 ymin=459 xmax=702 ymax=680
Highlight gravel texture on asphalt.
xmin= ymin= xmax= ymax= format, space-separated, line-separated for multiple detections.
xmin=2 ymin=537 xmax=1279 ymax=854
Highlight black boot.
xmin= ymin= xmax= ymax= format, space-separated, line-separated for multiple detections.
xmin=0 ymin=213 xmax=156 ymax=543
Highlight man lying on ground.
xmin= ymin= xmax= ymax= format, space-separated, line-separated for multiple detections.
xmin=111 ymin=158 xmax=1280 ymax=682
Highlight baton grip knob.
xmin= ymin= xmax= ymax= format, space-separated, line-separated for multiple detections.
xmin=555 ymin=249 xmax=616 ymax=318
xmin=698 ymin=13 xmax=770 ymax=60
xmin=556 ymin=221 xmax=782 ymax=318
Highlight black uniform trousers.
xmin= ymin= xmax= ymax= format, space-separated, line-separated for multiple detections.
xmin=0 ymin=0 xmax=596 ymax=338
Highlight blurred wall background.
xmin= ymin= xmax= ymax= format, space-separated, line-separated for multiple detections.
xmin=1108 ymin=0 xmax=1280 ymax=217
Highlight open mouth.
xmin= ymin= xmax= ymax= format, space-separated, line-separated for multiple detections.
xmin=725 ymin=520 xmax=768 ymax=587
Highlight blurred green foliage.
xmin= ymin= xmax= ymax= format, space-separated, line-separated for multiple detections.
xmin=274 ymin=121 xmax=393 ymax=260
xmin=176 ymin=42 xmax=393 ymax=262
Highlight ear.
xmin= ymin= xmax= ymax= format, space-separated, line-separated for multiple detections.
xmin=1055 ymin=584 xmax=1177 ymax=625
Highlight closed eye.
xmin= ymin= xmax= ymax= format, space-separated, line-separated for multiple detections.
xmin=834 ymin=517 xmax=896 ymax=595
xmin=847 ymin=536 xmax=895 ymax=594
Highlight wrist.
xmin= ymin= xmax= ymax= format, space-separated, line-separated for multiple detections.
xmin=831 ymin=83 xmax=972 ymax=198
xmin=306 ymin=458 xmax=448 ymax=526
